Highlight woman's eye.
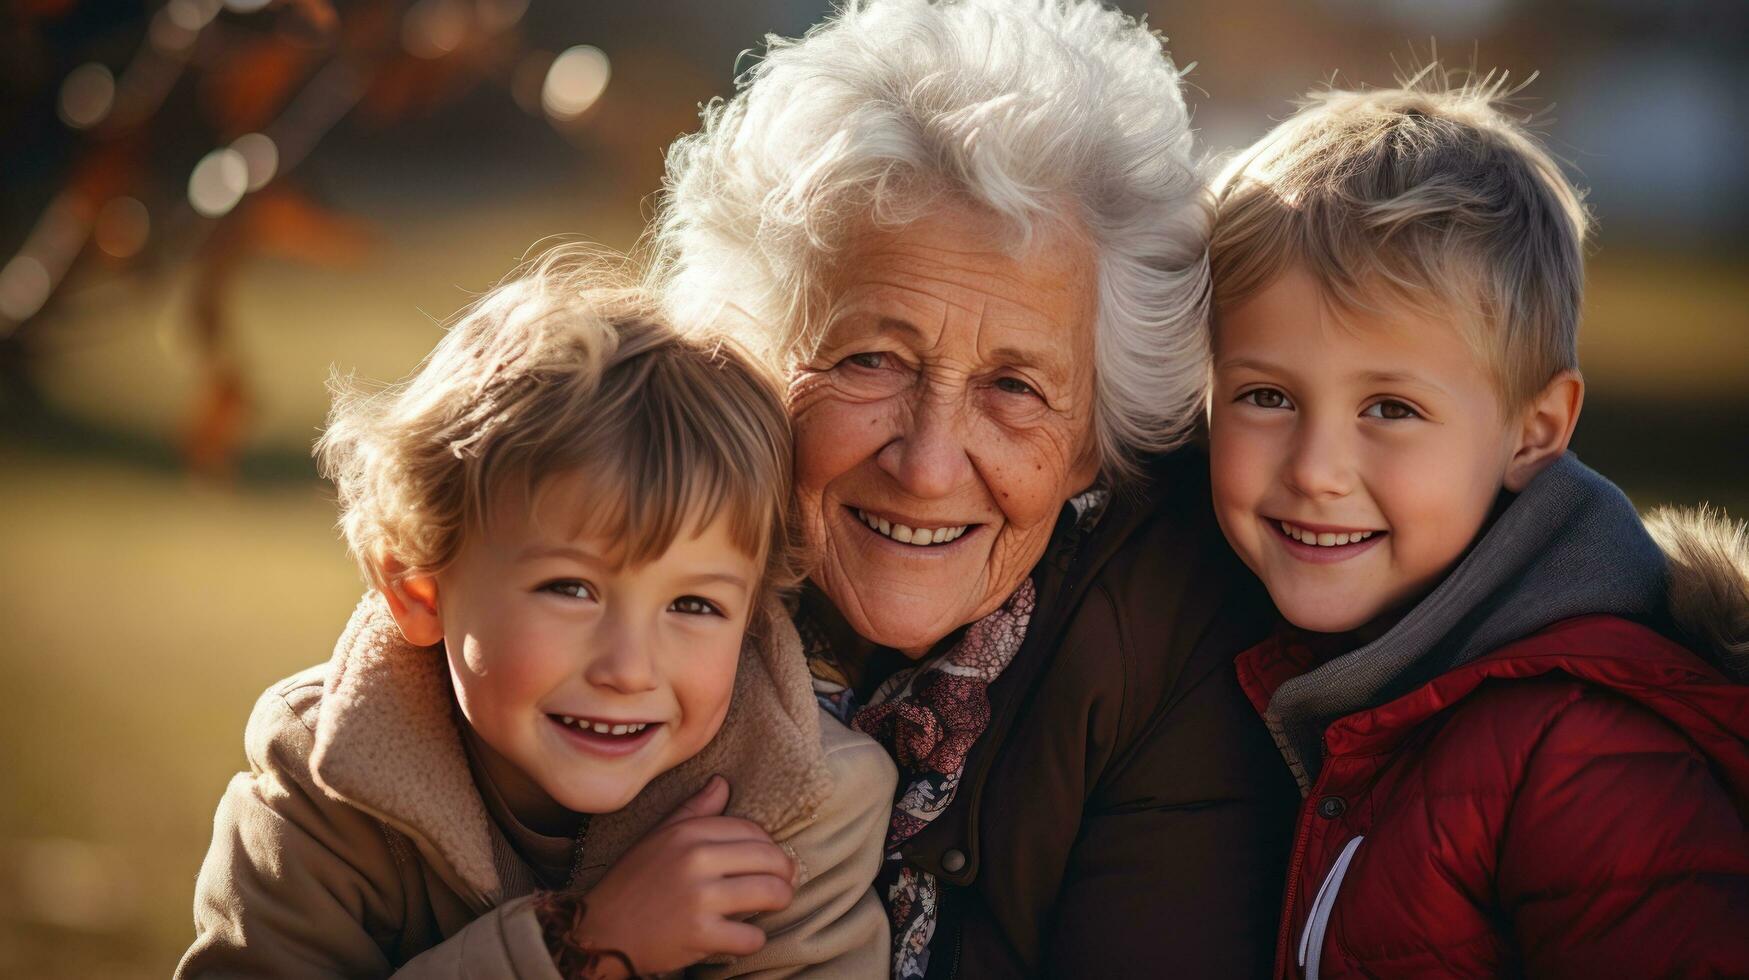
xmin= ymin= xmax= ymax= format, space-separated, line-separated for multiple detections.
xmin=993 ymin=376 xmax=1040 ymax=398
xmin=845 ymin=352 xmax=886 ymax=370
xmin=1240 ymin=387 xmax=1291 ymax=410
xmin=1363 ymin=399 xmax=1420 ymax=420
xmin=669 ymin=595 xmax=724 ymax=617
xmin=541 ymin=580 xmax=595 ymax=600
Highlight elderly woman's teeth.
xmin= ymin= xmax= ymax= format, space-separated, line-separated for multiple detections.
xmin=556 ymin=716 xmax=649 ymax=736
xmin=858 ymin=509 xmax=968 ymax=546
xmin=1280 ymin=521 xmax=1375 ymax=547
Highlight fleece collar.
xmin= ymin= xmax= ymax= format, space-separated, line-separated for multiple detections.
xmin=307 ymin=593 xmax=834 ymax=906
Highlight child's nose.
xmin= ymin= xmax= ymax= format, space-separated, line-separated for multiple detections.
xmin=1284 ymin=418 xmax=1355 ymax=500
xmin=583 ymin=618 xmax=659 ymax=693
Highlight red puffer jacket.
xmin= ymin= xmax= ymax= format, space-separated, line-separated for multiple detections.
xmin=1236 ymin=614 xmax=1749 ymax=979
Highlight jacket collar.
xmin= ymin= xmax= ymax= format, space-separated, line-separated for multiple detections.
xmin=1256 ymin=453 xmax=1670 ymax=791
xmin=1238 ymin=468 xmax=1749 ymax=793
xmin=1241 ymin=615 xmax=1749 ymax=810
xmin=307 ymin=592 xmax=834 ymax=906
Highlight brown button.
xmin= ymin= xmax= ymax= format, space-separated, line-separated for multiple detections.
xmin=941 ymin=849 xmax=967 ymax=873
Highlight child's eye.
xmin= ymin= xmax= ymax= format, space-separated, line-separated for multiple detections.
xmin=1362 ymin=399 xmax=1420 ymax=420
xmin=1240 ymin=387 xmax=1292 ymax=410
xmin=541 ymin=580 xmax=596 ymax=600
xmin=669 ymin=595 xmax=724 ymax=617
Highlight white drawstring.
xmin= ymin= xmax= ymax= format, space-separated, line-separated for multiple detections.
xmin=1299 ymin=835 xmax=1364 ymax=980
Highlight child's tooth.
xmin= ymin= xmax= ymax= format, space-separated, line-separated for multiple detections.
xmin=1316 ymin=532 xmax=1336 ymax=546
xmin=1334 ymin=533 xmax=1350 ymax=546
xmin=561 ymin=716 xmax=575 ymax=726
xmin=591 ymin=721 xmax=610 ymax=734
xmin=610 ymin=724 xmax=627 ymax=735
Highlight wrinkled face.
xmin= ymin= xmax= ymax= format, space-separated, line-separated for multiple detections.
xmin=435 ymin=473 xmax=758 ymax=815
xmin=1209 ymin=265 xmax=1522 ymax=633
xmin=791 ymin=203 xmax=1101 ymax=655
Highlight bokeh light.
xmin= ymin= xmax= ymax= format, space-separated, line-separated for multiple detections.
xmin=0 ymin=255 xmax=52 ymax=323
xmin=402 ymin=0 xmax=471 ymax=59
xmin=94 ymin=198 xmax=151 ymax=260
xmin=542 ymin=45 xmax=611 ymax=122
xmin=475 ymin=0 xmax=530 ymax=34
xmin=167 ymin=0 xmax=222 ymax=31
xmin=57 ymin=63 xmax=115 ymax=130
xmin=231 ymin=133 xmax=280 ymax=191
xmin=187 ymin=148 xmax=250 ymax=218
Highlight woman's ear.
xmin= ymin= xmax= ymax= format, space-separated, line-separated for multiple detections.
xmin=1504 ymin=370 xmax=1585 ymax=492
xmin=375 ymin=552 xmax=444 ymax=647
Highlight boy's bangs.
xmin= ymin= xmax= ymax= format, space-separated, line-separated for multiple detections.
xmin=488 ymin=341 xmax=786 ymax=572
xmin=525 ymin=449 xmax=772 ymax=571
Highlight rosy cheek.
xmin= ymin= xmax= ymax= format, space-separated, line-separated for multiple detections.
xmin=672 ymin=647 xmax=740 ymax=748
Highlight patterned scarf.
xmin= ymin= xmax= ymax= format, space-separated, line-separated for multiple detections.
xmin=804 ymin=490 xmax=1107 ymax=979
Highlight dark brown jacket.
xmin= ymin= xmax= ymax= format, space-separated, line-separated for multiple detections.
xmin=882 ymin=449 xmax=1299 ymax=978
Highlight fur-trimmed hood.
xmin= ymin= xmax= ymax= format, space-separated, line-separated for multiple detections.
xmin=306 ymin=592 xmax=836 ymax=906
xmin=1648 ymin=504 xmax=1749 ymax=683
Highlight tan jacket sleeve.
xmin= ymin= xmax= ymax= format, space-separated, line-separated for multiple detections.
xmin=176 ymin=686 xmax=562 ymax=980
xmin=694 ymin=714 xmax=897 ymax=979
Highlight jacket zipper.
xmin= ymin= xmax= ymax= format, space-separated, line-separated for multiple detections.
xmin=947 ymin=922 xmax=963 ymax=979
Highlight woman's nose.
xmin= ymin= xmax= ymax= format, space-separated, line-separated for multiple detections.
xmin=877 ymin=388 xmax=973 ymax=499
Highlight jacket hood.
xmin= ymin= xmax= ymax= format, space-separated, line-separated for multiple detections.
xmin=1258 ymin=452 xmax=1747 ymax=790
xmin=307 ymin=592 xmax=835 ymax=906
xmin=1647 ymin=503 xmax=1749 ymax=683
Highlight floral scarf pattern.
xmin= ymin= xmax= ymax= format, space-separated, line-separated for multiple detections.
xmin=803 ymin=489 xmax=1108 ymax=979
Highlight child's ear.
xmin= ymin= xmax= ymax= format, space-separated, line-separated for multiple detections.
xmin=1504 ymin=370 xmax=1584 ymax=492
xmin=375 ymin=552 xmax=445 ymax=647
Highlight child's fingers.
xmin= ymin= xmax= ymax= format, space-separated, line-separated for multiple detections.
xmin=657 ymin=774 xmax=730 ymax=828
xmin=696 ymin=839 xmax=796 ymax=882
xmin=701 ymin=919 xmax=769 ymax=959
xmin=707 ymin=872 xmax=796 ymax=918
xmin=671 ymin=814 xmax=777 ymax=845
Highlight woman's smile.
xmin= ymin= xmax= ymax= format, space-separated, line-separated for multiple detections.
xmin=849 ymin=506 xmax=978 ymax=548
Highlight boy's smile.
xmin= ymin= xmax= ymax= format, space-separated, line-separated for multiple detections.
xmin=1208 ymin=265 xmax=1527 ymax=634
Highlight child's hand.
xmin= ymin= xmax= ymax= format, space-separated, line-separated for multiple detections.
xmin=574 ymin=775 xmax=798 ymax=977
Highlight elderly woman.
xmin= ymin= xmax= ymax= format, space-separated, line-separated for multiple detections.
xmin=653 ymin=0 xmax=1297 ymax=975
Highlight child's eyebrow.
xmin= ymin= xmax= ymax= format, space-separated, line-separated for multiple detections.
xmin=516 ymin=544 xmax=608 ymax=565
xmin=676 ymin=571 xmax=753 ymax=592
xmin=1214 ymin=355 xmax=1289 ymax=375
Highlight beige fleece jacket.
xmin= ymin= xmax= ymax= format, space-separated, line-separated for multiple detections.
xmin=177 ymin=594 xmax=896 ymax=978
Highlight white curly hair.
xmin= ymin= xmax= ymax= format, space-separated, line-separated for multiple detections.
xmin=648 ymin=0 xmax=1210 ymax=480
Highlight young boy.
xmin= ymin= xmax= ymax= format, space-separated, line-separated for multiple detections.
xmin=178 ymin=254 xmax=896 ymax=978
xmin=1205 ymin=73 xmax=1749 ymax=977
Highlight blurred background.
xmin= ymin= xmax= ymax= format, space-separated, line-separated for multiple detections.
xmin=1 ymin=0 xmax=1744 ymax=974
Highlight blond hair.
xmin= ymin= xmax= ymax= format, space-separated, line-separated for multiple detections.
xmin=1210 ymin=67 xmax=1591 ymax=407
xmin=316 ymin=248 xmax=798 ymax=627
